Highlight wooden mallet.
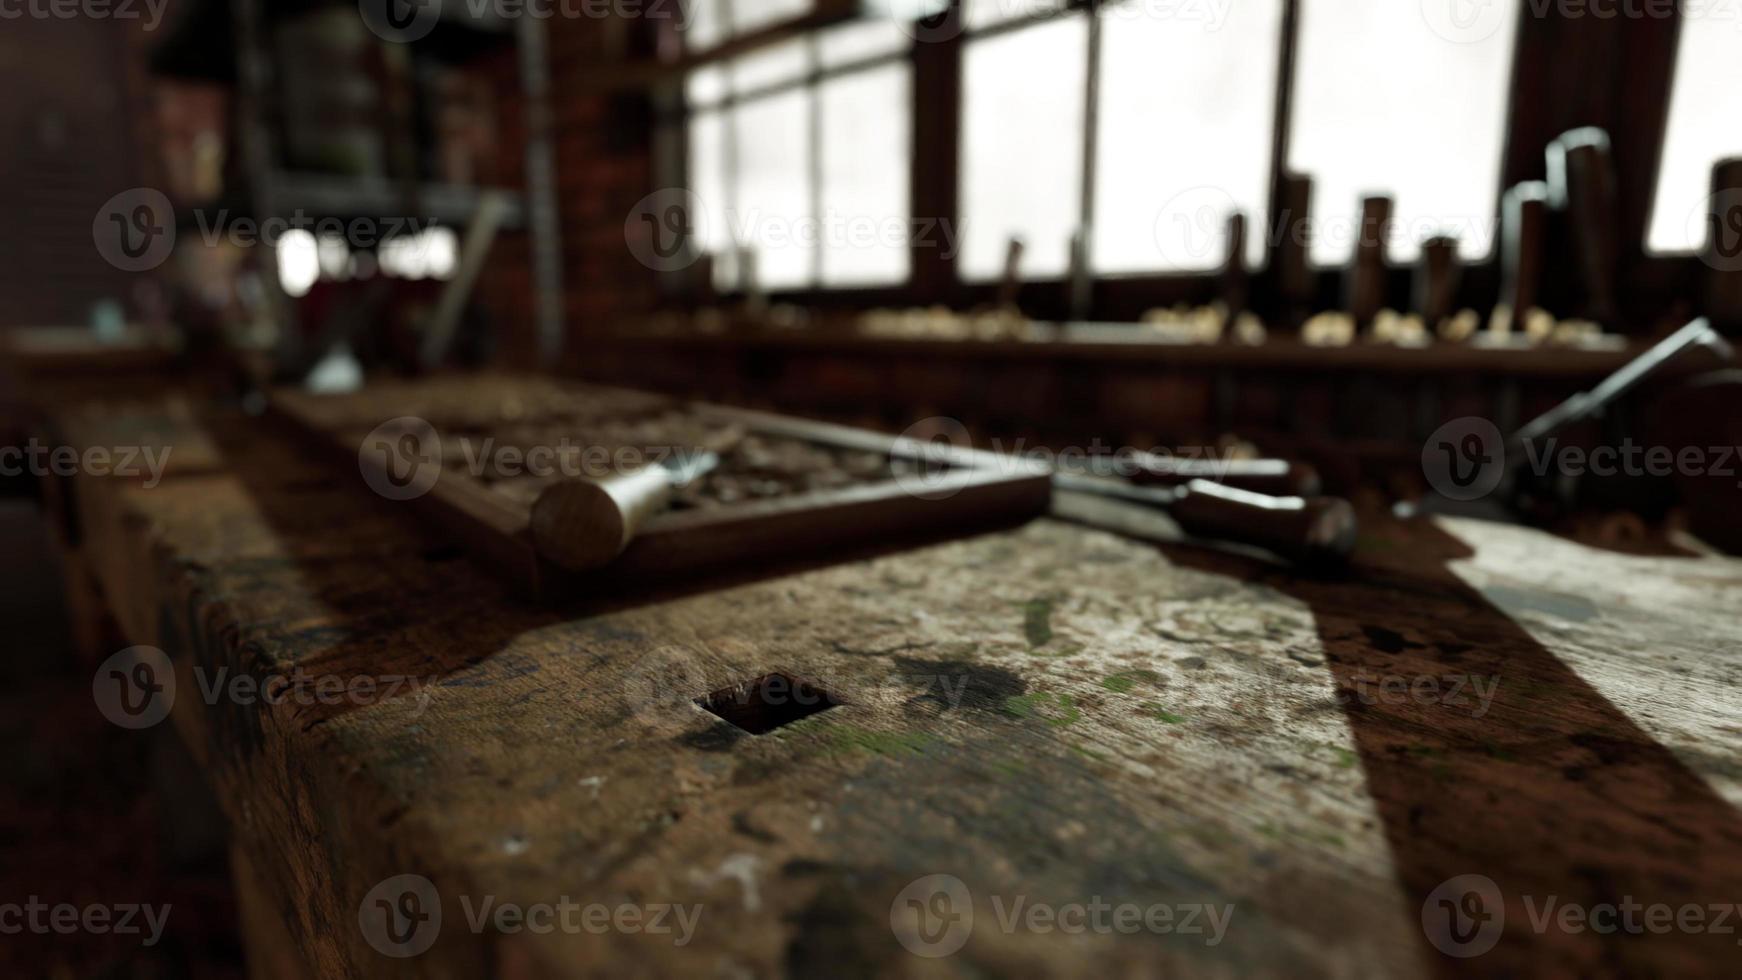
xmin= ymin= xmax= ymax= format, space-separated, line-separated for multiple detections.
xmin=530 ymin=428 xmax=741 ymax=571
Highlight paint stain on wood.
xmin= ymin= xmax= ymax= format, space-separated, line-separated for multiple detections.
xmin=1022 ymin=597 xmax=1055 ymax=648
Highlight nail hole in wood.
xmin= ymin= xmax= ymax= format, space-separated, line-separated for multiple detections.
xmin=697 ymin=672 xmax=841 ymax=734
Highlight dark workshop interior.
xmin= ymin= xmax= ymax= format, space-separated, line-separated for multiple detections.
xmin=3 ymin=1 xmax=1742 ymax=977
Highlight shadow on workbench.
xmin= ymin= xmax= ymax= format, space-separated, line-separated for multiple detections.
xmin=1165 ymin=519 xmax=1742 ymax=977
xmin=0 ymin=501 xmax=244 ymax=979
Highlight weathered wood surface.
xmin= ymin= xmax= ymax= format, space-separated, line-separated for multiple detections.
xmin=53 ymin=392 xmax=1742 ymax=978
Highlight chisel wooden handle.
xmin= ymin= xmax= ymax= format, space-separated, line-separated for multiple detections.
xmin=1705 ymin=158 xmax=1742 ymax=333
xmin=1498 ymin=181 xmax=1549 ymax=330
xmin=1168 ymin=480 xmax=1357 ymax=566
xmin=531 ymin=466 xmax=676 ymax=572
xmin=1346 ymin=194 xmax=1394 ymax=328
xmin=1274 ymin=172 xmax=1314 ymax=330
xmin=1549 ymin=128 xmax=1620 ymax=325
xmin=1414 ymin=235 xmax=1462 ymax=327
xmin=1127 ymin=455 xmax=1322 ymax=498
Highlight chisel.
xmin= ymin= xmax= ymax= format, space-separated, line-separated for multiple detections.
xmin=1547 ymin=128 xmax=1620 ymax=326
xmin=1054 ymin=472 xmax=1357 ymax=566
xmin=531 ymin=450 xmax=722 ymax=572
xmin=1346 ymin=194 xmax=1394 ymax=329
xmin=1113 ymin=452 xmax=1322 ymax=498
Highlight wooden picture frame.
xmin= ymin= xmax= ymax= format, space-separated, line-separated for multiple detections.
xmin=272 ymin=378 xmax=1051 ymax=602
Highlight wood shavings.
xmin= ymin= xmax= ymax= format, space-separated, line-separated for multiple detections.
xmin=1301 ymin=311 xmax=1356 ymax=347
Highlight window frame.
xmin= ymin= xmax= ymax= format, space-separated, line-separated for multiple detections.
xmin=671 ymin=29 xmax=914 ymax=293
xmin=662 ymin=0 xmax=1688 ymax=328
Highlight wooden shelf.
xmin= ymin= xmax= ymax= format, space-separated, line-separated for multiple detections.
xmin=593 ymin=324 xmax=1648 ymax=379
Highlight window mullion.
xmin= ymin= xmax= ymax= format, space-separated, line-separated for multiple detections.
xmin=1076 ymin=2 xmax=1102 ymax=319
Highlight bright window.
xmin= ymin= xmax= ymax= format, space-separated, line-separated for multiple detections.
xmin=731 ymin=88 xmax=813 ymax=290
xmin=1647 ymin=18 xmax=1742 ymax=253
xmin=1093 ymin=0 xmax=1283 ymax=273
xmin=1289 ymin=0 xmax=1519 ymax=264
xmin=731 ymin=0 xmax=812 ymax=36
xmin=686 ymin=25 xmax=912 ymax=291
xmin=683 ymin=0 xmax=813 ymax=50
xmin=820 ymin=64 xmax=911 ymax=285
xmin=959 ymin=17 xmax=1089 ymax=280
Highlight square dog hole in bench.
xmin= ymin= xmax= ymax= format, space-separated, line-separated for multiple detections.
xmin=698 ymin=672 xmax=841 ymax=734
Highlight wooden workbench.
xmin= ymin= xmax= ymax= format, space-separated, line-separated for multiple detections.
xmin=47 ymin=391 xmax=1742 ymax=978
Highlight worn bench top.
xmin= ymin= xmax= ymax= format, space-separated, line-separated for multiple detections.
xmin=53 ymin=393 xmax=1742 ymax=978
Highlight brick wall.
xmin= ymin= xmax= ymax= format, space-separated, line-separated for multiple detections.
xmin=476 ymin=16 xmax=660 ymax=367
xmin=472 ymin=45 xmax=538 ymax=366
xmin=0 ymin=17 xmax=160 ymax=327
